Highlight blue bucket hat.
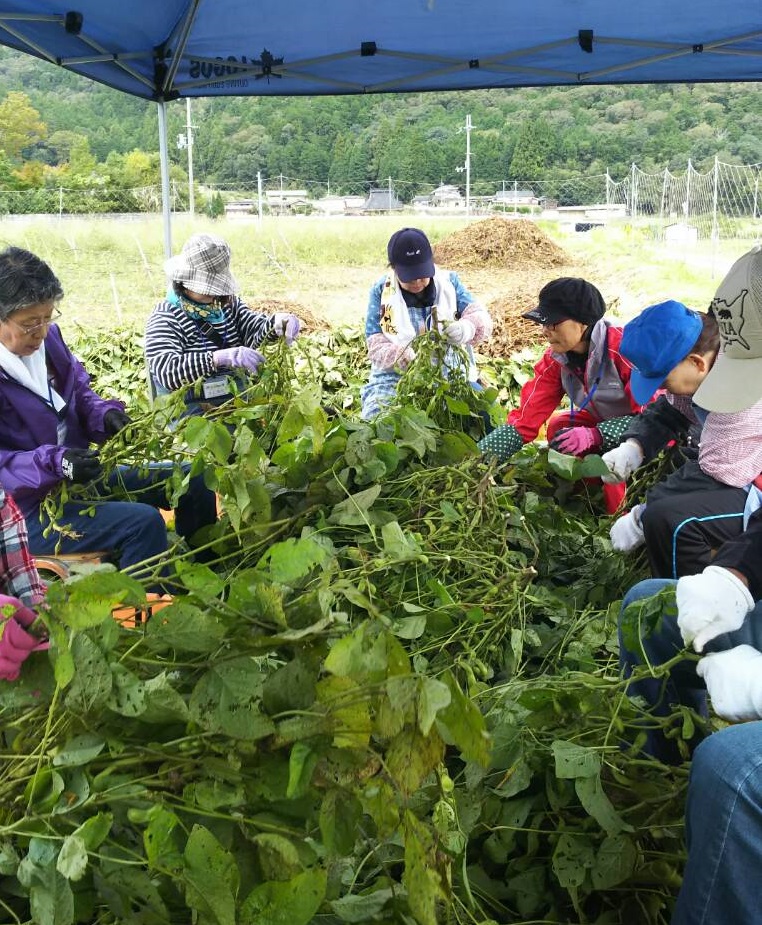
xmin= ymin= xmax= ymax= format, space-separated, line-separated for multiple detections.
xmin=620 ymin=300 xmax=703 ymax=405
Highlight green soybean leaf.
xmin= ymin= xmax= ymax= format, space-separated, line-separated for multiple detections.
xmin=257 ymin=535 xmax=334 ymax=585
xmin=56 ymin=834 xmax=88 ymax=881
xmin=436 ymin=671 xmax=491 ymax=765
xmin=327 ymin=484 xmax=382 ymax=526
xmin=190 ymin=658 xmax=275 ymax=741
xmin=51 ymin=733 xmax=105 ymax=767
xmin=241 ymin=867 xmax=327 ymax=925
xmin=575 ymin=774 xmax=634 ymax=836
xmin=591 ymin=834 xmax=639 ymax=888
xmin=319 ymin=790 xmax=361 ymax=855
xmin=552 ymin=831 xmax=595 ymax=889
xmin=552 ymin=740 xmax=602 ymax=779
xmin=183 ymin=825 xmax=238 ymax=925
xmin=145 ymin=600 xmax=226 ymax=653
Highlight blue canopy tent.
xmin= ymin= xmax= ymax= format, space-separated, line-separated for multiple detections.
xmin=1 ymin=0 xmax=760 ymax=251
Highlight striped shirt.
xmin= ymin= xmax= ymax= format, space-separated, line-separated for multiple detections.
xmin=0 ymin=488 xmax=45 ymax=606
xmin=145 ymin=297 xmax=276 ymax=392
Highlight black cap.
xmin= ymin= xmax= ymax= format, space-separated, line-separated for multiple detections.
xmin=522 ymin=277 xmax=606 ymax=326
xmin=387 ymin=228 xmax=435 ymax=282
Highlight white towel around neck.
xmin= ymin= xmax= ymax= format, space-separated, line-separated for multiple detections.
xmin=0 ymin=341 xmax=66 ymax=412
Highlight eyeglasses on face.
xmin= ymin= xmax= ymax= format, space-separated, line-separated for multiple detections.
xmin=7 ymin=307 xmax=63 ymax=335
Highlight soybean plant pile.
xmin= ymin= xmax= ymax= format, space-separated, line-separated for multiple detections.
xmin=0 ymin=331 xmax=695 ymax=925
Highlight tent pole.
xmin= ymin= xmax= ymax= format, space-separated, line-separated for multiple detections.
xmin=157 ymin=100 xmax=173 ymax=259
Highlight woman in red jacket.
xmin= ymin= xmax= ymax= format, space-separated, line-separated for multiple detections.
xmin=479 ymin=277 xmax=643 ymax=511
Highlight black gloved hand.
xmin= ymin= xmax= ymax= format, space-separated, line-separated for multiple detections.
xmin=103 ymin=409 xmax=132 ymax=436
xmin=60 ymin=448 xmax=103 ymax=483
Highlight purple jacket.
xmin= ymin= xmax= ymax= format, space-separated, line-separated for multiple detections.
xmin=0 ymin=325 xmax=124 ymax=518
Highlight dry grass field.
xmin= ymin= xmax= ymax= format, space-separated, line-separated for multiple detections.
xmin=0 ymin=212 xmax=750 ymax=341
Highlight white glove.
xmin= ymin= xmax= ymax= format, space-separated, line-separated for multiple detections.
xmin=601 ymin=439 xmax=644 ymax=484
xmin=696 ymin=645 xmax=762 ymax=721
xmin=609 ymin=504 xmax=645 ymax=553
xmin=272 ymin=312 xmax=300 ymax=346
xmin=676 ymin=565 xmax=755 ymax=653
xmin=444 ymin=319 xmax=476 ymax=346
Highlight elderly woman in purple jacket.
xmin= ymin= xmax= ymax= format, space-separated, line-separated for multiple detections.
xmin=0 ymin=246 xmax=216 ymax=584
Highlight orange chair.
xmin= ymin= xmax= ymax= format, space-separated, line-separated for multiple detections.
xmin=33 ymin=552 xmax=172 ymax=629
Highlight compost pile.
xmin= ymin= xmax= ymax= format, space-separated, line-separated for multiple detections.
xmin=435 ymin=219 xmax=571 ymax=359
xmin=253 ymin=297 xmax=329 ymax=333
xmin=433 ymin=217 xmax=569 ymax=271
xmin=0 ymin=335 xmax=695 ymax=925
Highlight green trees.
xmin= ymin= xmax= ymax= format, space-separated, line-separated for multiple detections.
xmin=0 ymin=46 xmax=761 ymax=205
xmin=0 ymin=90 xmax=46 ymax=161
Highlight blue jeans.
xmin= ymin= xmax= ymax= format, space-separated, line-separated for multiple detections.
xmin=672 ymin=722 xmax=762 ymax=925
xmin=25 ymin=463 xmax=217 ymax=585
xmin=618 ymin=578 xmax=762 ymax=763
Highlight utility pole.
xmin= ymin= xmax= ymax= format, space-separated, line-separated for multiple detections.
xmin=388 ymin=176 xmax=393 ymax=212
xmin=456 ymin=114 xmax=473 ymax=217
xmin=177 ymin=99 xmax=195 ymax=217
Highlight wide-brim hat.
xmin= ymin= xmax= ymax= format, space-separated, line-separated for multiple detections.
xmin=164 ymin=233 xmax=239 ymax=297
xmin=693 ymin=245 xmax=762 ymax=413
xmin=622 ymin=300 xmax=704 ymax=405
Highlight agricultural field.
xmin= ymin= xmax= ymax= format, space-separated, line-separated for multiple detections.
xmin=0 ymin=212 xmax=744 ymax=333
xmin=0 ymin=214 xmax=740 ymax=925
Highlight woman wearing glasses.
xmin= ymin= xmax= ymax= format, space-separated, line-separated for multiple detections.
xmin=145 ymin=233 xmax=301 ymax=417
xmin=0 ymin=245 xmax=217 ymax=586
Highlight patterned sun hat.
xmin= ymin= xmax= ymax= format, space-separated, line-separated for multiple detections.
xmin=164 ymin=233 xmax=239 ymax=297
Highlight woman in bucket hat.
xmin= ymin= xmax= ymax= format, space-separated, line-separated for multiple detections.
xmin=145 ymin=233 xmax=301 ymax=416
xmin=0 ymin=245 xmax=217 ymax=590
xmin=478 ymin=277 xmax=644 ymax=513
xmin=360 ymin=227 xmax=493 ymax=421
xmin=607 ymin=278 xmax=762 ymax=580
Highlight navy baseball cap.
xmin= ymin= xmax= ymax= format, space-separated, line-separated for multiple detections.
xmin=522 ymin=277 xmax=606 ymax=326
xmin=387 ymin=228 xmax=435 ymax=282
xmin=621 ymin=300 xmax=703 ymax=404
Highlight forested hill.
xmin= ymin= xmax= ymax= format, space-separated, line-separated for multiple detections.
xmin=1 ymin=46 xmax=759 ymax=195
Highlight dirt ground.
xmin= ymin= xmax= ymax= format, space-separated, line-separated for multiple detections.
xmin=242 ymin=216 xmax=737 ymax=352
xmin=268 ymin=217 xmax=631 ymax=352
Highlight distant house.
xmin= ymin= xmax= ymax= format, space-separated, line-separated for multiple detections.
xmin=266 ymin=189 xmax=310 ymax=213
xmin=494 ymin=188 xmax=538 ymax=205
xmin=412 ymin=194 xmax=432 ymax=211
xmin=224 ymin=199 xmax=256 ymax=219
xmin=363 ymin=188 xmax=403 ymax=212
xmin=431 ymin=184 xmax=464 ymax=208
xmin=313 ymin=195 xmax=367 ymax=215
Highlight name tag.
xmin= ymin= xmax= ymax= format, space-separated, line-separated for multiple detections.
xmin=202 ymin=376 xmax=231 ymax=400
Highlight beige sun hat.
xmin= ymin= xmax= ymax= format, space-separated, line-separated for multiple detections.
xmin=693 ymin=245 xmax=762 ymax=413
xmin=164 ymin=233 xmax=239 ymax=297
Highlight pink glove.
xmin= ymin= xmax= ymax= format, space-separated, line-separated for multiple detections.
xmin=273 ymin=312 xmax=301 ymax=346
xmin=549 ymin=426 xmax=602 ymax=457
xmin=0 ymin=594 xmax=47 ymax=682
xmin=212 ymin=346 xmax=265 ymax=375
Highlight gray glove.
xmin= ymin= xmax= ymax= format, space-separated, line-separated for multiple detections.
xmin=212 ymin=346 xmax=265 ymax=375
